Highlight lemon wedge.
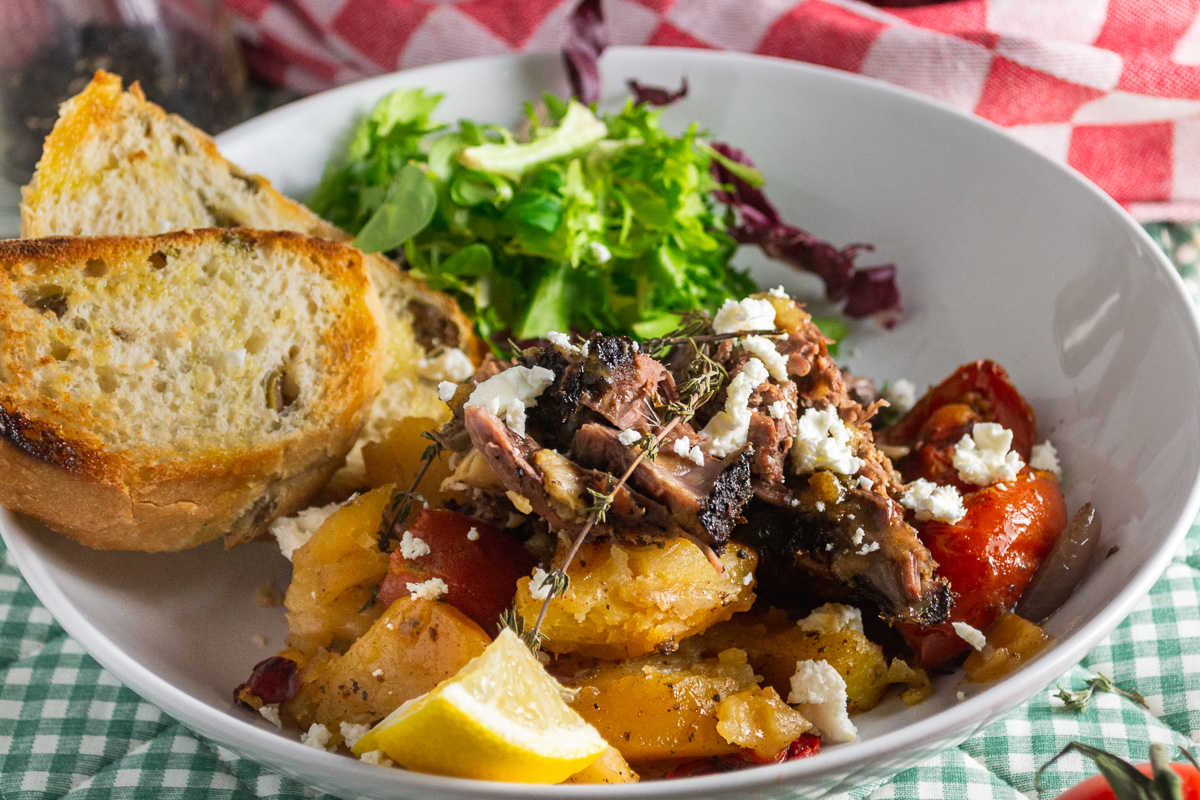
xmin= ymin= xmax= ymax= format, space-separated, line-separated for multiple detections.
xmin=351 ymin=629 xmax=608 ymax=782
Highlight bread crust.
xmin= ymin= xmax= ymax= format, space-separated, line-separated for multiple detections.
xmin=0 ymin=228 xmax=386 ymax=551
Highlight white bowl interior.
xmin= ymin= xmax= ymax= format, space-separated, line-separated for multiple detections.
xmin=4 ymin=48 xmax=1200 ymax=800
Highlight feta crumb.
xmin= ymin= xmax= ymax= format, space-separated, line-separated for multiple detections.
xmin=952 ymin=621 xmax=988 ymax=651
xmin=270 ymin=499 xmax=345 ymax=561
xmin=857 ymin=475 xmax=874 ymax=491
xmin=359 ymin=749 xmax=394 ymax=767
xmin=419 ymin=348 xmax=475 ymax=382
xmin=1030 ymin=440 xmax=1062 ymax=478
xmin=438 ymin=380 xmax=457 ymax=403
xmin=220 ymin=348 xmax=247 ymax=373
xmin=701 ymin=358 xmax=770 ymax=457
xmin=300 ymin=722 xmax=334 ymax=751
xmin=851 ymin=527 xmax=865 ymax=547
xmin=768 ymin=400 xmax=789 ymax=419
xmin=798 ymin=603 xmax=863 ymax=634
xmin=258 ymin=704 xmax=282 ymax=728
xmin=529 ymin=567 xmax=554 ymax=600
xmin=739 ymin=335 xmax=789 ymax=381
xmin=340 ymin=721 xmax=372 ymax=749
xmin=673 ymin=437 xmax=692 ymax=459
xmin=883 ymin=379 xmax=917 ymax=414
xmin=713 ymin=297 xmax=777 ymax=334
xmin=407 ymin=577 xmax=449 ymax=602
xmin=825 ymin=542 xmax=834 ymax=551
xmin=465 ymin=365 xmax=556 ymax=437
xmin=857 ymin=541 xmax=880 ymax=555
xmin=815 ymin=500 xmax=826 ymax=512
xmin=399 ymin=531 xmax=431 ymax=560
xmin=742 ymin=573 xmax=753 ymax=586
xmin=467 ymin=526 xmax=480 ymax=542
xmin=953 ymin=423 xmax=1024 ymax=486
xmin=956 ymin=690 xmax=967 ymax=702
xmin=900 ymin=478 xmax=967 ymax=524
xmin=618 ymin=428 xmax=642 ymax=446
xmin=688 ymin=445 xmax=705 ymax=466
xmin=788 ymin=660 xmax=857 ymax=743
xmin=791 ymin=406 xmax=864 ymax=476
xmin=371 ymin=669 xmax=384 ymax=678
xmin=546 ymin=330 xmax=580 ymax=353
xmin=769 ymin=285 xmax=791 ymax=299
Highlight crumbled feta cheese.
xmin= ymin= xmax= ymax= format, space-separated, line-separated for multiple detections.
xmin=399 ymin=531 xmax=431 ymax=560
xmin=371 ymin=668 xmax=384 ymax=678
xmin=742 ymin=573 xmax=754 ymax=586
xmin=546 ymin=330 xmax=580 ymax=353
xmin=713 ymin=297 xmax=777 ymax=334
xmin=466 ymin=527 xmax=480 ymax=542
xmin=739 ymin=335 xmax=789 ymax=381
xmin=883 ymin=379 xmax=917 ymax=414
xmin=465 ymin=365 xmax=556 ymax=437
xmin=418 ymin=348 xmax=475 ymax=382
xmin=438 ymin=380 xmax=457 ymax=403
xmin=791 ymin=407 xmax=864 ymax=475
xmin=529 ymin=567 xmax=554 ymax=601
xmin=956 ymin=690 xmax=967 ymax=702
xmin=270 ymin=499 xmax=345 ymax=560
xmin=673 ymin=437 xmax=692 ymax=459
xmin=857 ymin=476 xmax=874 ymax=491
xmin=952 ymin=621 xmax=988 ymax=651
xmin=900 ymin=478 xmax=967 ymax=524
xmin=858 ymin=541 xmax=880 ymax=555
xmin=407 ymin=577 xmax=449 ymax=602
xmin=300 ymin=722 xmax=334 ymax=751
xmin=1030 ymin=440 xmax=1062 ymax=478
xmin=953 ymin=423 xmax=1024 ymax=486
xmin=701 ymin=358 xmax=770 ymax=457
xmin=359 ymin=749 xmax=394 ymax=767
xmin=798 ymin=603 xmax=863 ymax=634
xmin=340 ymin=721 xmax=372 ymax=749
xmin=618 ymin=428 xmax=642 ymax=446
xmin=851 ymin=527 xmax=865 ymax=547
xmin=815 ymin=500 xmax=826 ymax=512
xmin=769 ymin=285 xmax=791 ymax=299
xmin=788 ymin=660 xmax=857 ymax=743
xmin=258 ymin=704 xmax=282 ymax=728
xmin=688 ymin=445 xmax=705 ymax=466
xmin=768 ymin=400 xmax=789 ymax=419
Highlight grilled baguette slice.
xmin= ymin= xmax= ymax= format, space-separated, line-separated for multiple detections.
xmin=0 ymin=229 xmax=386 ymax=551
xmin=21 ymin=71 xmax=479 ymax=491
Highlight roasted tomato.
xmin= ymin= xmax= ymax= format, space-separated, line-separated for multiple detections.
xmin=900 ymin=469 xmax=1067 ymax=668
xmin=880 ymin=360 xmax=1037 ymax=487
xmin=378 ymin=509 xmax=536 ymax=633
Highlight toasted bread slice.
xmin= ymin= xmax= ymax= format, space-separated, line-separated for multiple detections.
xmin=0 ymin=228 xmax=385 ymax=551
xmin=21 ymin=71 xmax=479 ymax=493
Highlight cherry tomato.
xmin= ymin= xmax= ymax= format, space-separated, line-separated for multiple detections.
xmin=378 ymin=509 xmax=536 ymax=633
xmin=1054 ymin=763 xmax=1200 ymax=800
xmin=881 ymin=360 xmax=1037 ymax=485
xmin=901 ymin=469 xmax=1067 ymax=668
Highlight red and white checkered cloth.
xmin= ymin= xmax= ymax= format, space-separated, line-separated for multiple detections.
xmin=227 ymin=0 xmax=1200 ymax=221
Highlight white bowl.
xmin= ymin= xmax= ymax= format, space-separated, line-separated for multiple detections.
xmin=5 ymin=47 xmax=1200 ymax=800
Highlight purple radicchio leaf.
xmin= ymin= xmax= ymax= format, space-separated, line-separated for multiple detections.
xmin=627 ymin=77 xmax=689 ymax=107
xmin=563 ymin=0 xmax=607 ymax=105
xmin=708 ymin=141 xmax=902 ymax=326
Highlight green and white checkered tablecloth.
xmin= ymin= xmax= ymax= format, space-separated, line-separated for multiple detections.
xmin=1 ymin=224 xmax=1199 ymax=799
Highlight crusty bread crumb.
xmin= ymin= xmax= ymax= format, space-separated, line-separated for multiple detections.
xmin=0 ymin=228 xmax=385 ymax=551
xmin=21 ymin=71 xmax=481 ymax=495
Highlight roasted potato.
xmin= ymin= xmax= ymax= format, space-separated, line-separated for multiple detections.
xmin=515 ymin=538 xmax=757 ymax=659
xmin=284 ymin=595 xmax=490 ymax=733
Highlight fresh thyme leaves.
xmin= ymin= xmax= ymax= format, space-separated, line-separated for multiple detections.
xmin=498 ymin=607 xmax=546 ymax=653
xmin=375 ymin=433 xmax=445 ymax=552
xmin=1054 ymin=672 xmax=1150 ymax=713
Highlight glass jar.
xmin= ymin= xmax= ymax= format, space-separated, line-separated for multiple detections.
xmin=0 ymin=0 xmax=247 ymax=232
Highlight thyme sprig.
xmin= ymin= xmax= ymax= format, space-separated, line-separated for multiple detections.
xmin=375 ymin=432 xmax=445 ymax=552
xmin=1054 ymin=672 xmax=1149 ymax=713
xmin=519 ymin=329 xmax=738 ymax=652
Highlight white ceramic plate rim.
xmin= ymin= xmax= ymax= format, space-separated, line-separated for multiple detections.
xmin=6 ymin=46 xmax=1200 ymax=798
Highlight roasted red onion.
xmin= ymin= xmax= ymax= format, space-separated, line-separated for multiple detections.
xmin=1014 ymin=502 xmax=1102 ymax=622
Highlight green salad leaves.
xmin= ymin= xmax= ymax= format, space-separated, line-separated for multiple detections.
xmin=309 ymin=89 xmax=758 ymax=344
